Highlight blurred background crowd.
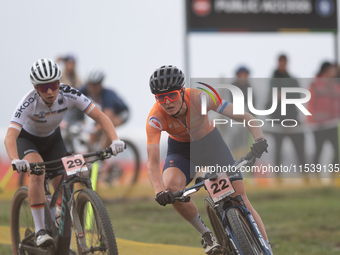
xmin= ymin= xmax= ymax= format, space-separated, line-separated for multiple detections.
xmin=2 ymin=49 xmax=340 ymax=187
xmin=29 ymin=51 xmax=340 ymax=186
xmin=220 ymin=54 xmax=340 ymax=185
xmin=0 ymin=0 xmax=339 ymax=187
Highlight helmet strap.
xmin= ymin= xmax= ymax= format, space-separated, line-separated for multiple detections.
xmin=37 ymin=91 xmax=52 ymax=107
xmin=170 ymin=89 xmax=187 ymax=118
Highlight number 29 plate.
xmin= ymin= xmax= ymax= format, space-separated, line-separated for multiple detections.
xmin=61 ymin=155 xmax=88 ymax=176
xmin=204 ymin=173 xmax=235 ymax=203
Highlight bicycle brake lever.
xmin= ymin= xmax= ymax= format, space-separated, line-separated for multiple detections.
xmin=176 ymin=196 xmax=191 ymax=203
xmin=247 ymin=157 xmax=256 ymax=167
xmin=195 ymin=176 xmax=205 ymax=184
xmin=183 ymin=197 xmax=191 ymax=202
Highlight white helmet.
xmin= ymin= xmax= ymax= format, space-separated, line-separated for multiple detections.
xmin=30 ymin=58 xmax=62 ymax=86
xmin=86 ymin=67 xmax=105 ymax=84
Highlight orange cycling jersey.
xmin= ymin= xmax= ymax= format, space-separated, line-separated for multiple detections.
xmin=146 ymin=88 xmax=228 ymax=144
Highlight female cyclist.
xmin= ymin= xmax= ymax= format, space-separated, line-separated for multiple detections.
xmin=4 ymin=58 xmax=125 ymax=252
xmin=146 ymin=65 xmax=272 ymax=255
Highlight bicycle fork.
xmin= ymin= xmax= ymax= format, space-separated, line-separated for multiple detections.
xmin=68 ymin=190 xmax=91 ymax=254
xmin=58 ymin=180 xmax=91 ymax=254
xmin=230 ymin=205 xmax=272 ymax=255
xmin=221 ymin=210 xmax=244 ymax=255
xmin=246 ymin=212 xmax=271 ymax=255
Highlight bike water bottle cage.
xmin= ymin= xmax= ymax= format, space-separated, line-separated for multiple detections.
xmin=36 ymin=81 xmax=59 ymax=93
xmin=155 ymin=90 xmax=181 ymax=104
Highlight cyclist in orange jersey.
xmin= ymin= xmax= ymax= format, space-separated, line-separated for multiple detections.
xmin=146 ymin=65 xmax=273 ymax=255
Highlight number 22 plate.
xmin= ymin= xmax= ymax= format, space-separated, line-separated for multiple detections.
xmin=204 ymin=173 xmax=235 ymax=203
xmin=61 ymin=155 xmax=88 ymax=176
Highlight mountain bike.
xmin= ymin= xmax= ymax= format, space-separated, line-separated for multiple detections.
xmin=173 ymin=152 xmax=272 ymax=255
xmin=11 ymin=148 xmax=119 ymax=255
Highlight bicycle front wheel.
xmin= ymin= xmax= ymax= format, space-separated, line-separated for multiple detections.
xmin=76 ymin=189 xmax=118 ymax=255
xmin=10 ymin=186 xmax=35 ymax=255
xmin=226 ymin=208 xmax=263 ymax=255
xmin=204 ymin=196 xmax=234 ymax=255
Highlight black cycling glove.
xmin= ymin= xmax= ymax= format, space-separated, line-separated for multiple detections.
xmin=155 ymin=190 xmax=175 ymax=206
xmin=251 ymin=138 xmax=268 ymax=158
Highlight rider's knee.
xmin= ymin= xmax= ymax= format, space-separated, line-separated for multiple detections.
xmin=164 ymin=182 xmax=182 ymax=193
xmin=29 ymin=174 xmax=45 ymax=185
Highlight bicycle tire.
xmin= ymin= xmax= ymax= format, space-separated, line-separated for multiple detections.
xmin=18 ymin=172 xmax=25 ymax=187
xmin=75 ymin=189 xmax=118 ymax=255
xmin=123 ymin=140 xmax=140 ymax=185
xmin=108 ymin=139 xmax=140 ymax=186
xmin=11 ymin=186 xmax=35 ymax=255
xmin=226 ymin=208 xmax=263 ymax=255
xmin=204 ymin=196 xmax=235 ymax=255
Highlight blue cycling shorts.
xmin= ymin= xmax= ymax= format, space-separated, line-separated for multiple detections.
xmin=163 ymin=127 xmax=243 ymax=186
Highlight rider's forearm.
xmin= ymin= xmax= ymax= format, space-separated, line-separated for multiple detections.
xmin=221 ymin=103 xmax=265 ymax=141
xmin=147 ymin=163 xmax=164 ymax=195
xmin=97 ymin=113 xmax=119 ymax=142
xmin=88 ymin=107 xmax=119 ymax=142
xmin=4 ymin=132 xmax=19 ymax=161
xmin=226 ymin=108 xmax=265 ymax=141
xmin=243 ymin=112 xmax=265 ymax=141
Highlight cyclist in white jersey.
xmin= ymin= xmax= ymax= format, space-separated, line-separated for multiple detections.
xmin=4 ymin=58 xmax=125 ymax=251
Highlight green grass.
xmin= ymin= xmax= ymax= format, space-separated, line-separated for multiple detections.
xmin=249 ymin=187 xmax=340 ymax=255
xmin=1 ymin=187 xmax=340 ymax=254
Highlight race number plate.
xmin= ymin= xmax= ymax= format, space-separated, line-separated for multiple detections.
xmin=61 ymin=155 xmax=88 ymax=176
xmin=204 ymin=173 xmax=235 ymax=203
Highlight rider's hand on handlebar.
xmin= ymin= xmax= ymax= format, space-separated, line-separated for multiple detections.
xmin=155 ymin=190 xmax=175 ymax=206
xmin=110 ymin=139 xmax=125 ymax=156
xmin=12 ymin=159 xmax=30 ymax=173
xmin=251 ymin=138 xmax=268 ymax=158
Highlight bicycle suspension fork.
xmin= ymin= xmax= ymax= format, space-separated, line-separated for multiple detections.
xmin=219 ymin=199 xmax=244 ymax=255
xmin=66 ymin=177 xmax=93 ymax=253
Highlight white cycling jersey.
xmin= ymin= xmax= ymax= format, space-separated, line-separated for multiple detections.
xmin=9 ymin=84 xmax=95 ymax=137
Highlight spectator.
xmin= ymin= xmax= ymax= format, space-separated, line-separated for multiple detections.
xmin=307 ymin=62 xmax=339 ymax=169
xmin=233 ymin=66 xmax=254 ymax=112
xmin=229 ymin=66 xmax=253 ymax=150
xmin=56 ymin=55 xmax=85 ymax=130
xmin=62 ymin=67 xmax=129 ymax=154
xmin=266 ymin=54 xmax=306 ymax=181
xmin=56 ymin=55 xmax=82 ymax=88
xmin=79 ymin=67 xmax=129 ymax=148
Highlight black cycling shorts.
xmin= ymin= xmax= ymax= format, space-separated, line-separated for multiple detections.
xmin=163 ymin=127 xmax=243 ymax=186
xmin=17 ymin=127 xmax=67 ymax=180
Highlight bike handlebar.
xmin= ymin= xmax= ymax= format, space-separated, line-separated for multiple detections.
xmin=244 ymin=150 xmax=255 ymax=160
xmin=172 ymin=190 xmax=184 ymax=198
xmin=172 ymin=151 xmax=256 ymax=201
xmin=12 ymin=147 xmax=115 ymax=174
